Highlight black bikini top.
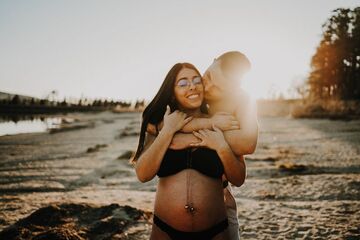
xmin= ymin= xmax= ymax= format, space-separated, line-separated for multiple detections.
xmin=157 ymin=148 xmax=224 ymax=179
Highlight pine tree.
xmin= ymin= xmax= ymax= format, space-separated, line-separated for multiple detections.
xmin=308 ymin=8 xmax=360 ymax=100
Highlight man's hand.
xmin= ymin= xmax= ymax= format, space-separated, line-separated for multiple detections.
xmin=191 ymin=125 xmax=229 ymax=151
xmin=169 ymin=133 xmax=201 ymax=150
xmin=146 ymin=123 xmax=157 ymax=136
xmin=211 ymin=112 xmax=240 ymax=131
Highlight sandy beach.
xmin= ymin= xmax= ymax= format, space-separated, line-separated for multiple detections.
xmin=0 ymin=111 xmax=359 ymax=239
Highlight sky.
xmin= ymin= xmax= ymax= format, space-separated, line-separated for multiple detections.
xmin=0 ymin=0 xmax=359 ymax=101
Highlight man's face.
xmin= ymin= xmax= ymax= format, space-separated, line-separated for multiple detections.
xmin=202 ymin=61 xmax=226 ymax=102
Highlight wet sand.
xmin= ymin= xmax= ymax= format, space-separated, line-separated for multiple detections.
xmin=0 ymin=111 xmax=359 ymax=239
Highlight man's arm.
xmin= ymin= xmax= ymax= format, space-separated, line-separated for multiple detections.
xmin=147 ymin=113 xmax=240 ymax=150
xmin=184 ymin=94 xmax=258 ymax=155
xmin=169 ymin=132 xmax=200 ymax=150
xmin=180 ymin=113 xmax=239 ymax=132
xmin=169 ymin=116 xmax=257 ymax=154
xmin=147 ymin=94 xmax=258 ymax=154
xmin=147 ymin=122 xmax=197 ymax=150
xmin=221 ymin=94 xmax=258 ymax=156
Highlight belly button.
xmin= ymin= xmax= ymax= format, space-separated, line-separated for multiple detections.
xmin=184 ymin=204 xmax=196 ymax=214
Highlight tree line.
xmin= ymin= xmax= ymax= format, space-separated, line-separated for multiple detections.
xmin=307 ymin=7 xmax=360 ymax=100
xmin=0 ymin=95 xmax=146 ymax=110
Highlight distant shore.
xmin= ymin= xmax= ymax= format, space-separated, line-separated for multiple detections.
xmin=0 ymin=104 xmax=140 ymax=114
xmin=257 ymin=99 xmax=360 ymax=120
xmin=0 ymin=91 xmax=144 ymax=116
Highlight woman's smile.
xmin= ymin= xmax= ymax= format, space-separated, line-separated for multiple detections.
xmin=187 ymin=93 xmax=200 ymax=99
xmin=174 ymin=67 xmax=204 ymax=111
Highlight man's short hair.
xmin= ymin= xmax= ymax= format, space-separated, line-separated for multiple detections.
xmin=216 ymin=51 xmax=251 ymax=76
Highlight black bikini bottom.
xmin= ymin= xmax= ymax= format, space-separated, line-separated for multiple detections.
xmin=153 ymin=214 xmax=228 ymax=240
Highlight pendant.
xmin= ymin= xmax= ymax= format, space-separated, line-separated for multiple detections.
xmin=184 ymin=203 xmax=196 ymax=213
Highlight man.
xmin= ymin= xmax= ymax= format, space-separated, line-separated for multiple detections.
xmin=148 ymin=51 xmax=258 ymax=239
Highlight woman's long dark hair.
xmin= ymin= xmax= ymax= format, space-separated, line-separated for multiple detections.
xmin=132 ymin=62 xmax=207 ymax=162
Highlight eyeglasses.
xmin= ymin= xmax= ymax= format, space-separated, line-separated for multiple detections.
xmin=176 ymin=76 xmax=202 ymax=88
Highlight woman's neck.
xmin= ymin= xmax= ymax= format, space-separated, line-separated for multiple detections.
xmin=178 ymin=107 xmax=202 ymax=117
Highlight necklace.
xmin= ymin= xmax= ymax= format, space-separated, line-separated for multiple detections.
xmin=184 ymin=149 xmax=195 ymax=214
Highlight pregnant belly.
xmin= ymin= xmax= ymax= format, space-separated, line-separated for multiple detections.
xmin=154 ymin=169 xmax=227 ymax=232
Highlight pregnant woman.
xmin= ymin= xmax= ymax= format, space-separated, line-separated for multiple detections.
xmin=133 ymin=62 xmax=240 ymax=240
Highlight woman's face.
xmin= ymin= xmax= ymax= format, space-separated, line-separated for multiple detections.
xmin=173 ymin=67 xmax=204 ymax=111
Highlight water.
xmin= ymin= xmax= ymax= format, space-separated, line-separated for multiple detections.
xmin=0 ymin=117 xmax=62 ymax=136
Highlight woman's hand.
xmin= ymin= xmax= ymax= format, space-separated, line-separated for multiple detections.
xmin=190 ymin=124 xmax=229 ymax=151
xmin=211 ymin=112 xmax=240 ymax=131
xmin=162 ymin=106 xmax=193 ymax=135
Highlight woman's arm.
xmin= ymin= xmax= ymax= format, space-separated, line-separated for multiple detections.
xmin=135 ymin=107 xmax=192 ymax=182
xmin=192 ymin=126 xmax=246 ymax=187
xmin=135 ymin=129 xmax=175 ymax=182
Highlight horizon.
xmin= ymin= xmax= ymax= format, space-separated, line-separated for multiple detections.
xmin=0 ymin=90 xmax=303 ymax=105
